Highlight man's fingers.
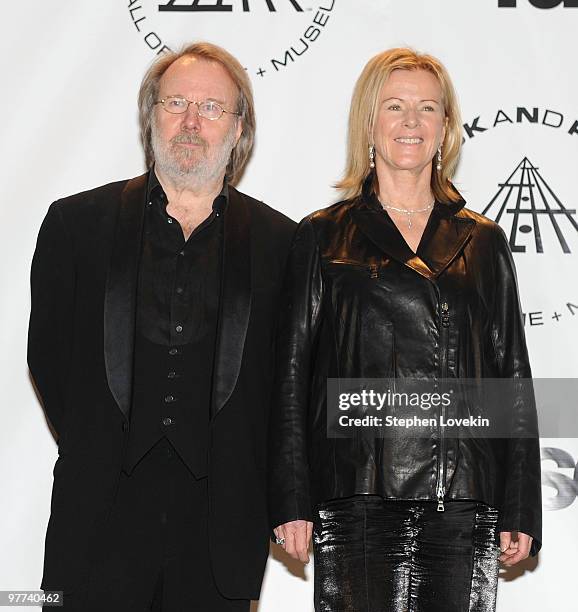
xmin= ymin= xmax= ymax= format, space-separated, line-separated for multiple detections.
xmin=499 ymin=548 xmax=517 ymax=563
xmin=306 ymin=521 xmax=313 ymax=546
xmin=511 ymin=534 xmax=532 ymax=560
xmin=304 ymin=521 xmax=314 ymax=563
xmin=284 ymin=530 xmax=298 ymax=560
xmin=499 ymin=531 xmax=511 ymax=553
xmin=273 ymin=525 xmax=285 ymax=543
xmin=501 ymin=548 xmax=526 ymax=566
xmin=275 ymin=521 xmax=314 ymax=563
xmin=499 ymin=532 xmax=532 ymax=565
xmin=294 ymin=524 xmax=310 ymax=563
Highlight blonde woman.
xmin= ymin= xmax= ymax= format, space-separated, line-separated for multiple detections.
xmin=268 ymin=48 xmax=541 ymax=611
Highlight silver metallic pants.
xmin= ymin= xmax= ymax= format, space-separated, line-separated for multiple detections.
xmin=313 ymin=497 xmax=500 ymax=612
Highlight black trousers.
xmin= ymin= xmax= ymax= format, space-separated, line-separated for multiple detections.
xmin=50 ymin=437 xmax=249 ymax=612
xmin=313 ymin=497 xmax=500 ymax=612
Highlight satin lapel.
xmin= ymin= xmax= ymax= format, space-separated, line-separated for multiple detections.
xmin=104 ymin=174 xmax=147 ymax=421
xmin=350 ymin=206 xmax=435 ymax=279
xmin=417 ymin=208 xmax=476 ymax=278
xmin=211 ymin=188 xmax=252 ymax=418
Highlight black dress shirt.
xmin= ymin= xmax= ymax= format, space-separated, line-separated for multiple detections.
xmin=122 ymin=168 xmax=227 ymax=478
xmin=138 ymin=169 xmax=226 ymax=346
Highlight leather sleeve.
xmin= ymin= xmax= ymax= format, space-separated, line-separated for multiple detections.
xmin=267 ymin=218 xmax=323 ymax=529
xmin=27 ymin=202 xmax=76 ymax=439
xmin=491 ymin=225 xmax=542 ymax=555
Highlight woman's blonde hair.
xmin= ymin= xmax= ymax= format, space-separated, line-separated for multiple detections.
xmin=335 ymin=47 xmax=462 ymax=203
xmin=138 ymin=41 xmax=255 ymax=185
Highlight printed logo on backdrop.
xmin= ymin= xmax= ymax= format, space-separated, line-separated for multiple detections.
xmin=127 ymin=0 xmax=336 ymax=79
xmin=498 ymin=0 xmax=578 ymax=7
xmin=462 ymin=106 xmax=578 ymax=329
xmin=541 ymin=447 xmax=578 ymax=510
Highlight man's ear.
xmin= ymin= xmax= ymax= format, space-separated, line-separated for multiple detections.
xmin=235 ymin=118 xmax=243 ymax=146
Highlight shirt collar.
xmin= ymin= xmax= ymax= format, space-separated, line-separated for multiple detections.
xmin=146 ymin=166 xmax=229 ymax=214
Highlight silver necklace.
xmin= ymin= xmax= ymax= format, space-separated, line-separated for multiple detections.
xmin=381 ymin=201 xmax=435 ymax=229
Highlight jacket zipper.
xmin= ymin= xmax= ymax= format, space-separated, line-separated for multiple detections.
xmin=437 ymin=300 xmax=450 ymax=511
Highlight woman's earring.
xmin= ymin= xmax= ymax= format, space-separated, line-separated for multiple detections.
xmin=369 ymin=145 xmax=375 ymax=169
xmin=436 ymin=146 xmax=442 ymax=171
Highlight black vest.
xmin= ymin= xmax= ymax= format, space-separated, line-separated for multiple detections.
xmin=122 ymin=333 xmax=211 ymax=478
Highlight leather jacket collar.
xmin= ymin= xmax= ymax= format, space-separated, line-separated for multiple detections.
xmin=350 ymin=172 xmax=474 ymax=280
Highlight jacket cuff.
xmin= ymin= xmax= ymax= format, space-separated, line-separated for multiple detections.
xmin=269 ymin=502 xmax=315 ymax=532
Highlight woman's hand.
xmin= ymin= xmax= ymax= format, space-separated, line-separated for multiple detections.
xmin=274 ymin=520 xmax=314 ymax=563
xmin=499 ymin=531 xmax=533 ymax=565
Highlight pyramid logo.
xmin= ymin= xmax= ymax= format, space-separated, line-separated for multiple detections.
xmin=482 ymin=157 xmax=578 ymax=253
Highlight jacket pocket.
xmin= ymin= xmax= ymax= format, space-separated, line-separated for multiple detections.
xmin=323 ymin=258 xmax=381 ymax=277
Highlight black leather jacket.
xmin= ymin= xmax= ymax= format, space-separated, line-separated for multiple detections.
xmin=268 ymin=178 xmax=542 ymax=555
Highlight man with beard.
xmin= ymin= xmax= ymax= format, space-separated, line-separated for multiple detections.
xmin=28 ymin=42 xmax=296 ymax=611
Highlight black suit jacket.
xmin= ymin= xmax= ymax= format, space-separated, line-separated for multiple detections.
xmin=28 ymin=173 xmax=296 ymax=599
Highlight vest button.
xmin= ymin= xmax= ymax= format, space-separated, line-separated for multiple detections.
xmin=162 ymin=417 xmax=174 ymax=426
xmin=164 ymin=395 xmax=175 ymax=403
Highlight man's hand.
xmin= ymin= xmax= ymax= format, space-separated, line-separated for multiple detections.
xmin=273 ymin=520 xmax=313 ymax=564
xmin=499 ymin=531 xmax=533 ymax=566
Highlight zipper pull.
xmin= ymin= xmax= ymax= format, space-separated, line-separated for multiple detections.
xmin=436 ymin=484 xmax=445 ymax=512
xmin=441 ymin=302 xmax=450 ymax=327
xmin=369 ymin=263 xmax=378 ymax=279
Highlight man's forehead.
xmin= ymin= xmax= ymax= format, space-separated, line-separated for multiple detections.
xmin=159 ymin=56 xmax=236 ymax=97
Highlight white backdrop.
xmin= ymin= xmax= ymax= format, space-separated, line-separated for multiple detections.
xmin=1 ymin=1 xmax=577 ymax=610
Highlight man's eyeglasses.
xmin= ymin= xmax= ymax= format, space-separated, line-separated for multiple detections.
xmin=155 ymin=96 xmax=241 ymax=121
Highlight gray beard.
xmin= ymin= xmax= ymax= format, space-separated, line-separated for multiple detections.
xmin=151 ymin=118 xmax=237 ymax=190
